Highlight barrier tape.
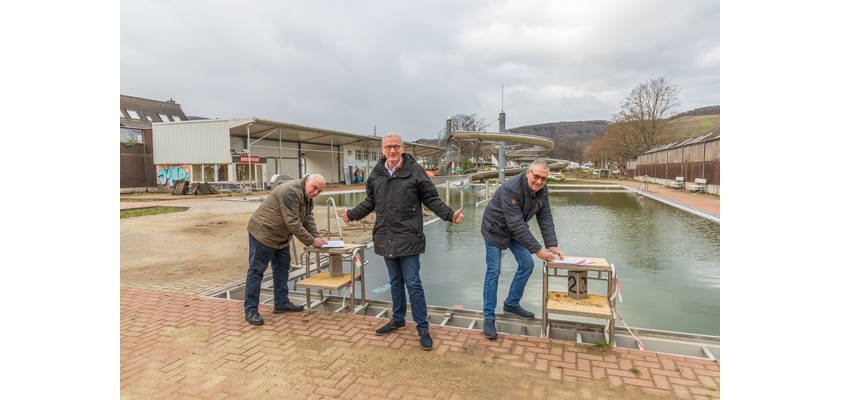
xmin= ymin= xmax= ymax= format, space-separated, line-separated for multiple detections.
xmin=609 ymin=263 xmax=644 ymax=350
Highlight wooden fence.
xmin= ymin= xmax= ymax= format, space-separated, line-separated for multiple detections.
xmin=628 ymin=135 xmax=719 ymax=185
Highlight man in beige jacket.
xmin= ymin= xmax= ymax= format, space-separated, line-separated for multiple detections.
xmin=244 ymin=174 xmax=327 ymax=325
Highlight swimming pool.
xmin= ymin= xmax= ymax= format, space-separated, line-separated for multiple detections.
xmin=317 ymin=188 xmax=720 ymax=336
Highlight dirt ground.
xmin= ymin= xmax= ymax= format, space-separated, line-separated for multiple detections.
xmin=120 ymin=197 xmax=376 ymax=295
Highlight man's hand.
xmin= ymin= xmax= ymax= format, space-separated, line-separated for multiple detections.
xmin=341 ymin=210 xmax=350 ymax=224
xmin=452 ymin=208 xmax=464 ymax=224
xmin=548 ymin=246 xmax=565 ymax=260
xmin=311 ymin=237 xmax=327 ymax=248
xmin=535 ymin=249 xmax=556 ymax=262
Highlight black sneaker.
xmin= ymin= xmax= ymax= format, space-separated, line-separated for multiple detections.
xmin=245 ymin=309 xmax=264 ymax=325
xmin=483 ymin=319 xmax=497 ymax=340
xmin=503 ymin=303 xmax=535 ymax=319
xmin=418 ymin=328 xmax=433 ymax=350
xmin=273 ymin=302 xmax=304 ymax=314
xmin=375 ymin=320 xmax=406 ymax=335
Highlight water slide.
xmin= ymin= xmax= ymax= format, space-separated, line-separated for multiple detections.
xmin=443 ymin=130 xmax=569 ymax=182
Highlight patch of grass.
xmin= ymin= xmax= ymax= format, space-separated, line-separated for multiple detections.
xmin=592 ymin=339 xmax=612 ymax=352
xmin=119 ymin=197 xmax=181 ymax=202
xmin=548 ymin=179 xmax=599 ymax=185
xmin=120 ymin=206 xmax=188 ymax=219
xmin=629 ymin=367 xmax=640 ymax=375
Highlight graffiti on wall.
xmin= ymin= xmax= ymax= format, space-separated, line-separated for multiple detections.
xmin=156 ymin=165 xmax=191 ymax=187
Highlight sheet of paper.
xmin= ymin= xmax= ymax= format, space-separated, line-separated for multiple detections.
xmin=322 ymin=240 xmax=345 ymax=248
xmin=551 ymin=257 xmax=589 ymax=265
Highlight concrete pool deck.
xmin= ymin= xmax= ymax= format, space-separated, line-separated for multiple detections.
xmin=120 ymin=181 xmax=720 ymax=399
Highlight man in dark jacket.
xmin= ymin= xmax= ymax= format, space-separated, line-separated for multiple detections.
xmin=480 ymin=159 xmax=565 ymax=340
xmin=342 ymin=133 xmax=464 ymax=350
xmin=244 ymin=174 xmax=327 ymax=326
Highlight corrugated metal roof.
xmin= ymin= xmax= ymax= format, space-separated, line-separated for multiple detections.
xmin=642 ymin=131 xmax=720 ymax=154
xmin=153 ymin=117 xmax=446 ymax=158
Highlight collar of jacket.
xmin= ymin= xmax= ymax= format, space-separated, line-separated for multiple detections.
xmin=373 ymin=153 xmax=415 ymax=178
xmin=298 ymin=177 xmax=312 ymax=202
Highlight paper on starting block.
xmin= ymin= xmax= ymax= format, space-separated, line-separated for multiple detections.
xmin=551 ymin=257 xmax=590 ymax=265
xmin=322 ymin=240 xmax=345 ymax=248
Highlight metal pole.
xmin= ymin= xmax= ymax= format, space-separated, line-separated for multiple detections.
xmin=445 ymin=118 xmax=453 ymax=176
xmin=498 ymin=112 xmax=506 ymax=183
xmin=282 ymin=128 xmax=283 ymax=179
xmin=142 ymin=130 xmax=148 ymax=192
xmin=247 ymin=124 xmax=251 ymax=184
xmin=446 ymin=180 xmax=450 ymax=205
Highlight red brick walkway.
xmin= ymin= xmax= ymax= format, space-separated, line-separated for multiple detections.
xmin=121 ymin=288 xmax=719 ymax=399
xmin=628 ymin=183 xmax=719 ymax=217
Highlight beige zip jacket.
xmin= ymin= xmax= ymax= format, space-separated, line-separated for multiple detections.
xmin=247 ymin=177 xmax=320 ymax=249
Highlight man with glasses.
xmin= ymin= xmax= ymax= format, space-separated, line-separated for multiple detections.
xmin=342 ymin=133 xmax=464 ymax=350
xmin=244 ymin=174 xmax=327 ymax=325
xmin=479 ymin=159 xmax=565 ymax=340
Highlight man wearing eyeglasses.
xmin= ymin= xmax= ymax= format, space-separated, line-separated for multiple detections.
xmin=479 ymin=159 xmax=565 ymax=340
xmin=342 ymin=133 xmax=464 ymax=350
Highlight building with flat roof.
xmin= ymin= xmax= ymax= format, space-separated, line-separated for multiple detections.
xmin=152 ymin=117 xmax=444 ymax=187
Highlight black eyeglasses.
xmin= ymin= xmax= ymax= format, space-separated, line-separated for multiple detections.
xmin=529 ymin=170 xmax=548 ymax=182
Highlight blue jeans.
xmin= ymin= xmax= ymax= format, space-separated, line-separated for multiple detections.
xmin=383 ymin=255 xmax=429 ymax=331
xmin=244 ymin=233 xmax=292 ymax=312
xmin=483 ymin=239 xmax=535 ymax=320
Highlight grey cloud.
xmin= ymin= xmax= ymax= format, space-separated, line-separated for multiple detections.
xmin=122 ymin=0 xmax=719 ymax=141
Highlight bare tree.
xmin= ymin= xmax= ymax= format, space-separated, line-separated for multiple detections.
xmin=586 ymin=121 xmax=642 ymax=176
xmin=450 ymin=113 xmax=490 ymax=168
xmin=618 ymin=77 xmax=680 ymax=151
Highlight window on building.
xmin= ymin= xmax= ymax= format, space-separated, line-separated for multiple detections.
xmin=126 ymin=109 xmax=140 ymax=119
xmin=158 ymin=113 xmax=171 ymax=122
xmin=355 ymin=150 xmax=363 ymax=160
xmin=171 ymin=115 xmax=182 ymax=121
xmin=119 ymin=109 xmax=125 ymax=118
xmin=120 ymin=128 xmax=143 ymax=144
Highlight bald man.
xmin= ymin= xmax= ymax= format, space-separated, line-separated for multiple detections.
xmin=244 ymin=174 xmax=328 ymax=325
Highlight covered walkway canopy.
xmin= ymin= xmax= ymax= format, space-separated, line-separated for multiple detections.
xmin=229 ymin=117 xmax=445 ymax=159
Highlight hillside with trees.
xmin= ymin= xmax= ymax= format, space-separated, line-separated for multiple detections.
xmin=411 ymin=96 xmax=718 ymax=173
xmin=586 ymin=77 xmax=719 ymax=175
xmin=508 ymin=120 xmax=609 ymax=164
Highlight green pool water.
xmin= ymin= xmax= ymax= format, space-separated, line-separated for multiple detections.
xmin=317 ymin=189 xmax=720 ymax=335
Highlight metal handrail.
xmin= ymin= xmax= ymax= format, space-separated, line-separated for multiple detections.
xmin=325 ymin=197 xmax=344 ymax=241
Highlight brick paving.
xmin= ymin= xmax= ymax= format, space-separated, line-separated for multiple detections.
xmin=121 ymin=288 xmax=719 ymax=399
xmin=625 ymin=182 xmax=719 ymax=217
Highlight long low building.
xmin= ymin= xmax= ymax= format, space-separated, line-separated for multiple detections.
xmin=152 ymin=117 xmax=444 ymax=187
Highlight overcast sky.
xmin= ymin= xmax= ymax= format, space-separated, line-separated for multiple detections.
xmin=121 ymin=0 xmax=719 ymax=141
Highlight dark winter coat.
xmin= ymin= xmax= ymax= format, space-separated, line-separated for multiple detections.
xmin=346 ymin=153 xmax=455 ymax=258
xmin=480 ymin=172 xmax=557 ymax=253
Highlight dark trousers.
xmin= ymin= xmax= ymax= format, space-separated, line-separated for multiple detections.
xmin=244 ymin=233 xmax=291 ymax=312
xmin=383 ymin=254 xmax=429 ymax=331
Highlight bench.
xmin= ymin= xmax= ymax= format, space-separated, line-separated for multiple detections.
xmin=685 ymin=178 xmax=707 ymax=193
xmin=667 ymin=176 xmax=684 ymax=189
